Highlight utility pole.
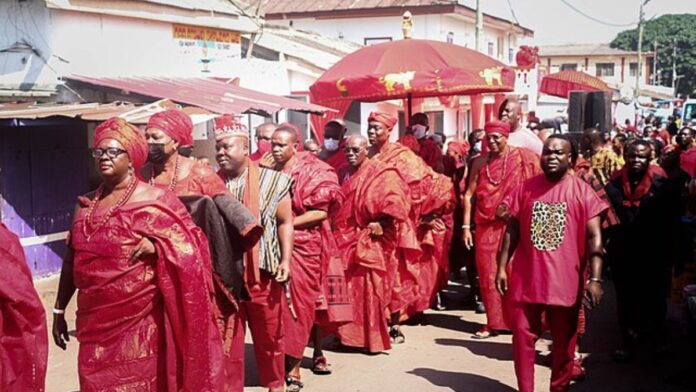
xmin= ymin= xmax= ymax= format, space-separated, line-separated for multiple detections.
xmin=475 ymin=0 xmax=483 ymax=52
xmin=672 ymin=38 xmax=678 ymax=88
xmin=653 ymin=39 xmax=658 ymax=85
xmin=635 ymin=0 xmax=650 ymax=96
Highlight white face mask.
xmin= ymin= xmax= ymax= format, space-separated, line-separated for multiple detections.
xmin=412 ymin=124 xmax=428 ymax=139
xmin=474 ymin=141 xmax=482 ymax=152
xmin=324 ymin=138 xmax=340 ymax=152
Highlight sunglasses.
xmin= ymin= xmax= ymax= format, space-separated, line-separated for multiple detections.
xmin=91 ymin=147 xmax=127 ymax=159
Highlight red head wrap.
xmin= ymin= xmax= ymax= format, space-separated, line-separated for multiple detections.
xmin=447 ymin=140 xmax=470 ymax=157
xmin=368 ymin=111 xmax=398 ymax=129
xmin=398 ymin=134 xmax=420 ymax=153
xmin=275 ymin=122 xmax=303 ymax=151
xmin=94 ymin=117 xmax=148 ymax=171
xmin=214 ymin=114 xmax=249 ymax=142
xmin=484 ymin=120 xmax=511 ymax=137
xmin=147 ymin=109 xmax=194 ymax=146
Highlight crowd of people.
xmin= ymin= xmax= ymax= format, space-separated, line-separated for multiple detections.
xmin=1 ymin=95 xmax=695 ymax=392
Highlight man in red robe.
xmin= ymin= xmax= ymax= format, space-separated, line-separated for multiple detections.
xmin=1 ymin=223 xmax=47 ymax=391
xmin=215 ymin=116 xmax=293 ymax=392
xmin=366 ymin=111 xmax=447 ymax=341
xmin=411 ymin=112 xmax=444 ymax=172
xmin=677 ymin=126 xmax=696 ymax=176
xmin=250 ymin=122 xmax=277 ymax=166
xmin=462 ymin=120 xmax=540 ymax=338
xmin=334 ymin=135 xmax=418 ymax=352
xmin=496 ymin=134 xmax=607 ymax=392
xmin=271 ymin=125 xmax=344 ymax=390
xmin=317 ymin=118 xmax=348 ymax=170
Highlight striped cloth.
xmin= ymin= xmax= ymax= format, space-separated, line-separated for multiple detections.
xmin=226 ymin=167 xmax=293 ymax=275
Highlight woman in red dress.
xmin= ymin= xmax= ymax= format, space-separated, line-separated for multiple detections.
xmin=51 ymin=118 xmax=223 ymax=391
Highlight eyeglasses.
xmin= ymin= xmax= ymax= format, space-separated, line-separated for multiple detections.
xmin=343 ymin=147 xmax=364 ymax=154
xmin=91 ymin=147 xmax=127 ymax=159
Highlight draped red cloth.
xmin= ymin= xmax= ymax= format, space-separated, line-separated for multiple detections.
xmin=148 ymin=159 xmax=228 ymax=197
xmin=473 ymin=147 xmax=540 ymax=330
xmin=418 ymin=138 xmax=444 ymax=172
xmin=70 ymin=190 xmax=224 ymax=391
xmin=680 ymin=147 xmax=696 ymax=177
xmin=0 ymin=223 xmax=47 ymax=392
xmin=334 ymin=159 xmax=419 ymax=352
xmin=403 ymin=172 xmax=455 ymax=319
xmin=283 ymin=152 xmax=344 ymax=359
xmin=371 ymin=143 xmax=442 ymax=315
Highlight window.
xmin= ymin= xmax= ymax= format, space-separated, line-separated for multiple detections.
xmin=446 ymin=32 xmax=454 ymax=44
xmin=509 ymin=48 xmax=514 ymax=63
xmin=629 ymin=62 xmax=638 ymax=77
xmin=561 ymin=63 xmax=577 ymax=71
xmin=364 ymin=37 xmax=392 ymax=46
xmin=487 ymin=42 xmax=494 ymax=56
xmin=497 ymin=36 xmax=504 ymax=59
xmin=596 ymin=63 xmax=615 ymax=77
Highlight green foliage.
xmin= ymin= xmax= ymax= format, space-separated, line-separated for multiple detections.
xmin=611 ymin=14 xmax=696 ymax=96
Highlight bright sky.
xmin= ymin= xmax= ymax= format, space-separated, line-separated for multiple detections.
xmin=463 ymin=0 xmax=696 ymax=45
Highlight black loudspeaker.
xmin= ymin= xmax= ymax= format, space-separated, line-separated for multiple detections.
xmin=568 ymin=91 xmax=613 ymax=133
xmin=586 ymin=91 xmax=613 ymax=133
xmin=568 ymin=91 xmax=588 ymax=133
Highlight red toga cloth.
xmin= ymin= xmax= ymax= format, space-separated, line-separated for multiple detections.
xmin=473 ymin=147 xmax=540 ymax=330
xmin=320 ymin=139 xmax=348 ymax=171
xmin=70 ymin=190 xmax=224 ymax=391
xmin=334 ymin=159 xmax=419 ymax=352
xmin=371 ymin=143 xmax=445 ymax=316
xmin=283 ymin=152 xmax=345 ymax=359
xmin=148 ymin=159 xmax=228 ymax=197
xmin=0 ymin=223 xmax=48 ymax=392
xmin=418 ymin=137 xmax=444 ymax=172
xmin=680 ymin=147 xmax=696 ymax=177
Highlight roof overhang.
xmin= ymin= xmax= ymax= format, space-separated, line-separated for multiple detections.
xmin=65 ymin=75 xmax=335 ymax=116
xmin=45 ymin=0 xmax=259 ymax=33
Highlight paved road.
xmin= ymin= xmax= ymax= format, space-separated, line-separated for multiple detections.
xmin=37 ymin=276 xmax=693 ymax=392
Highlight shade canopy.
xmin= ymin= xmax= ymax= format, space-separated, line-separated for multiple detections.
xmin=539 ymin=70 xmax=611 ymax=98
xmin=310 ymin=39 xmax=516 ymax=104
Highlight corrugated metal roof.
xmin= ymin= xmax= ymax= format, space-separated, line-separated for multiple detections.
xmin=0 ymin=102 xmax=135 ymax=120
xmin=65 ymin=75 xmax=334 ymax=115
xmin=539 ymin=44 xmax=653 ymax=57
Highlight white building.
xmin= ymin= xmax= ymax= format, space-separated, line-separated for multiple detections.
xmin=260 ymin=0 xmax=534 ymax=139
xmin=0 ymin=0 xmax=259 ymax=100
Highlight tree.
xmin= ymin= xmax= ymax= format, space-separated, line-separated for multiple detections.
xmin=611 ymin=14 xmax=696 ymax=97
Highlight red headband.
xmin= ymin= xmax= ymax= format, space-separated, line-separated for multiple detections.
xmin=94 ymin=117 xmax=148 ymax=171
xmin=484 ymin=120 xmax=511 ymax=137
xmin=368 ymin=111 xmax=398 ymax=129
xmin=147 ymin=109 xmax=194 ymax=146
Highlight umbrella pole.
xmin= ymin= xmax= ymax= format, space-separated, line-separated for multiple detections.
xmin=407 ymin=93 xmax=413 ymax=125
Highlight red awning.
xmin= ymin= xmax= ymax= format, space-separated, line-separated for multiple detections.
xmin=65 ymin=75 xmax=334 ymax=116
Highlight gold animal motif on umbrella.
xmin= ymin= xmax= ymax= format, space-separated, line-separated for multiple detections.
xmin=480 ymin=66 xmax=503 ymax=86
xmin=379 ymin=71 xmax=415 ymax=93
xmin=336 ymin=77 xmax=348 ymax=96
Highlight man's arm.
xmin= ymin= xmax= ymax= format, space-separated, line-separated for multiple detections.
xmin=293 ymin=210 xmax=328 ymax=230
xmin=275 ymin=194 xmax=294 ymax=282
xmin=462 ymin=155 xmax=485 ymax=249
xmin=495 ymin=217 xmax=519 ymax=295
xmin=584 ymin=215 xmax=604 ymax=308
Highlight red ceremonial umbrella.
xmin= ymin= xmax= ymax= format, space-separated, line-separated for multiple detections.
xmin=539 ymin=70 xmax=611 ymax=98
xmin=309 ymin=39 xmax=516 ymax=141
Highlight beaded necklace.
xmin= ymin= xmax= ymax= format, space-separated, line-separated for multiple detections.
xmin=82 ymin=175 xmax=138 ymax=242
xmin=484 ymin=149 xmax=510 ymax=186
xmin=149 ymin=155 xmax=180 ymax=192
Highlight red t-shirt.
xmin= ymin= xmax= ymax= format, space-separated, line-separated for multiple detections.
xmin=503 ymin=174 xmax=607 ymax=307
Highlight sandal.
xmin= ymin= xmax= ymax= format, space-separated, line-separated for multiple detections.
xmin=285 ymin=376 xmax=304 ymax=392
xmin=311 ymin=356 xmax=332 ymax=375
xmin=389 ymin=326 xmax=405 ymax=344
xmin=472 ymin=326 xmax=498 ymax=340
